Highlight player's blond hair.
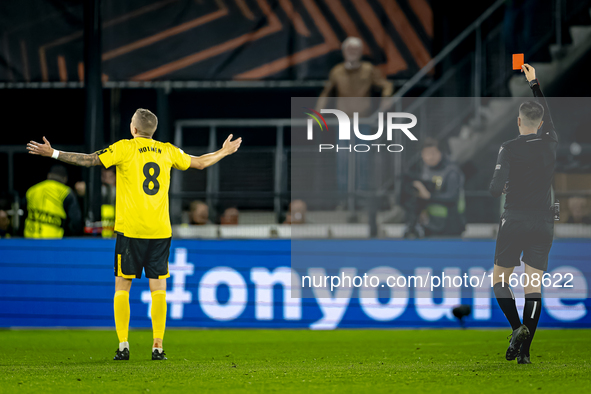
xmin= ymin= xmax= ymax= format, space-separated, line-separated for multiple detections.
xmin=133 ymin=108 xmax=158 ymax=137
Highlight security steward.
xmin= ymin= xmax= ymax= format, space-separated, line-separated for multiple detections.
xmin=24 ymin=164 xmax=82 ymax=238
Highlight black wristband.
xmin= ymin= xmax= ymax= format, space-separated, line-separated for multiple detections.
xmin=529 ymin=79 xmax=539 ymax=88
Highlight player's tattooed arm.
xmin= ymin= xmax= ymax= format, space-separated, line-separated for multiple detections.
xmin=57 ymin=151 xmax=101 ymax=167
xmin=27 ymin=136 xmax=102 ymax=167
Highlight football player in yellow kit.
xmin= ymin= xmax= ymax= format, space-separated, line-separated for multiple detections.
xmin=27 ymin=108 xmax=242 ymax=360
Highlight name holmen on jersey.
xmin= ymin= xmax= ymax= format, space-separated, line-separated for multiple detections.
xmin=138 ymin=147 xmax=162 ymax=154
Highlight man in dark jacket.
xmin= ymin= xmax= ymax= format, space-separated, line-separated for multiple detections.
xmin=403 ymin=138 xmax=465 ymax=238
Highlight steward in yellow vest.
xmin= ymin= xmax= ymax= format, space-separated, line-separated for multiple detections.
xmin=24 ymin=165 xmax=82 ymax=238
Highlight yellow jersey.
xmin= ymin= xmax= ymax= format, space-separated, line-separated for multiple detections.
xmin=98 ymin=138 xmax=191 ymax=239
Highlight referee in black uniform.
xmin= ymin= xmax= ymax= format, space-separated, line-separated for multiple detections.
xmin=489 ymin=64 xmax=557 ymax=365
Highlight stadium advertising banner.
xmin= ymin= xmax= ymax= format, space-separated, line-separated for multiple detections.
xmin=0 ymin=239 xmax=589 ymax=329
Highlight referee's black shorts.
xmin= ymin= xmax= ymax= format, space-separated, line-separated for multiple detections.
xmin=114 ymin=233 xmax=171 ymax=279
xmin=494 ymin=209 xmax=554 ymax=271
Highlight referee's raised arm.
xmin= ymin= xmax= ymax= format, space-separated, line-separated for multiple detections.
xmin=522 ymin=64 xmax=557 ymax=141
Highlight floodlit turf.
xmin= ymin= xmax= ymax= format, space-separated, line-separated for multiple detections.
xmin=1 ymin=329 xmax=590 ymax=393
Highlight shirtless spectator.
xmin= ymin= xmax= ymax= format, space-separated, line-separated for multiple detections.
xmin=317 ymin=37 xmax=393 ymax=204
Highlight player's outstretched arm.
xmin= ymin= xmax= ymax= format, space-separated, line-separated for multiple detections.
xmin=27 ymin=136 xmax=102 ymax=167
xmin=189 ymin=134 xmax=242 ymax=170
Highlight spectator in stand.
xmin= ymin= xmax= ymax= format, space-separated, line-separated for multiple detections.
xmin=567 ymin=196 xmax=591 ymax=224
xmin=317 ymin=37 xmax=394 ymax=206
xmin=72 ymin=167 xmax=117 ymax=237
xmin=220 ymin=207 xmax=240 ymax=225
xmin=188 ymin=200 xmax=210 ymax=225
xmin=101 ymin=167 xmax=117 ymax=206
xmin=100 ymin=167 xmax=117 ymax=238
xmin=317 ymin=37 xmax=394 ymax=115
xmin=402 ymin=138 xmax=466 ymax=238
xmin=0 ymin=209 xmax=10 ymax=238
xmin=74 ymin=167 xmax=117 ymax=205
xmin=284 ymin=200 xmax=307 ymax=225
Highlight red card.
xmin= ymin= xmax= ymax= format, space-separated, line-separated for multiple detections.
xmin=512 ymin=53 xmax=524 ymax=70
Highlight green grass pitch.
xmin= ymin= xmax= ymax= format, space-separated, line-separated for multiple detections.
xmin=1 ymin=329 xmax=590 ymax=393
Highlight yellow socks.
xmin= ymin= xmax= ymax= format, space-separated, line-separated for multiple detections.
xmin=114 ymin=289 xmax=166 ymax=346
xmin=114 ymin=290 xmax=130 ymax=343
xmin=151 ymin=290 xmax=167 ymax=341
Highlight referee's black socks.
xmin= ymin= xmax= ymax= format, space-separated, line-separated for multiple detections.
xmin=493 ymin=282 xmax=521 ymax=330
xmin=521 ymin=292 xmax=542 ymax=355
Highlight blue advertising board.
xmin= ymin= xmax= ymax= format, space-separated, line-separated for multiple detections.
xmin=0 ymin=239 xmax=589 ymax=329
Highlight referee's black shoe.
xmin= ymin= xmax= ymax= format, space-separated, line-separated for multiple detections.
xmin=114 ymin=348 xmax=130 ymax=360
xmin=152 ymin=349 xmax=167 ymax=361
xmin=506 ymin=325 xmax=530 ymax=361
xmin=517 ymin=345 xmax=532 ymax=364
xmin=517 ymin=352 xmax=531 ymax=364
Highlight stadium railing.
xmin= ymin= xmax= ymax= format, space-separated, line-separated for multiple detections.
xmin=172 ymin=223 xmax=591 ymax=240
